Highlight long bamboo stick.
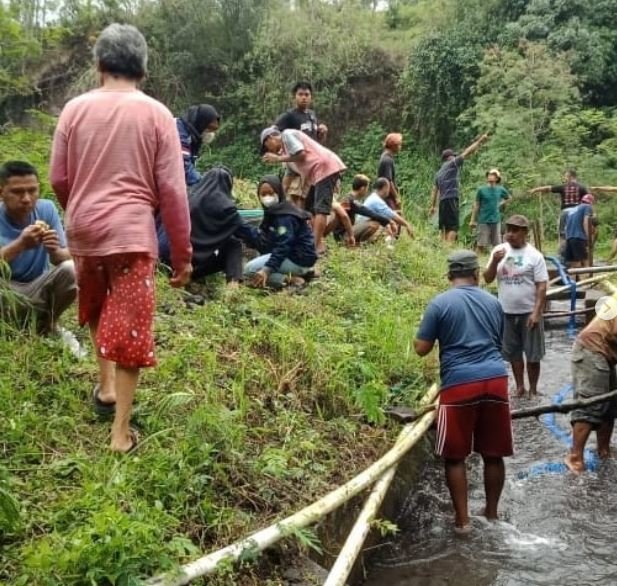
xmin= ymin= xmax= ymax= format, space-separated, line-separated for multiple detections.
xmin=145 ymin=384 xmax=440 ymax=586
xmin=323 ymin=377 xmax=440 ymax=586
xmin=546 ymin=274 xmax=608 ymax=298
xmin=543 ymin=307 xmax=595 ymax=319
xmin=567 ymin=264 xmax=617 ymax=275
xmin=388 ymin=389 xmax=617 ymax=424
xmin=323 ymin=466 xmax=397 ymax=586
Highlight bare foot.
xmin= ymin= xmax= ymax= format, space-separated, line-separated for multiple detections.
xmin=598 ymin=447 xmax=612 ymax=459
xmin=564 ymin=453 xmax=585 ymax=475
xmin=226 ymin=280 xmax=240 ymax=291
xmin=529 ymin=388 xmax=538 ymax=398
xmin=286 ymin=276 xmax=306 ymax=287
xmin=110 ymin=429 xmax=139 ymax=454
xmin=515 ymin=387 xmax=527 ymax=398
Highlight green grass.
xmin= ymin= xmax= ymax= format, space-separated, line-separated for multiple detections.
xmin=0 ymin=235 xmax=448 ymax=585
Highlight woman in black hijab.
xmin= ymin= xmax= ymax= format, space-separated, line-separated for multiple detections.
xmin=177 ymin=104 xmax=220 ymax=187
xmin=158 ymin=166 xmax=243 ymax=286
xmin=237 ymin=175 xmax=317 ymax=289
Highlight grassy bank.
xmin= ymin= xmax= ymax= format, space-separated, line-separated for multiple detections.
xmin=0 ymin=235 xmax=448 ymax=586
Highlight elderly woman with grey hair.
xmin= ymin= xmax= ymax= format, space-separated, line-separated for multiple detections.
xmin=50 ymin=23 xmax=193 ymax=453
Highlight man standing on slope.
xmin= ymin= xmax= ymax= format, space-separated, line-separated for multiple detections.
xmin=415 ymin=250 xmax=512 ymax=534
xmin=430 ymin=133 xmax=489 ymax=242
xmin=275 ymin=81 xmax=328 ymax=208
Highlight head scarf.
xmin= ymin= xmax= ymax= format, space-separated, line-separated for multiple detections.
xmin=181 ymin=104 xmax=220 ymax=152
xmin=257 ymin=175 xmax=312 ymax=223
xmin=188 ymin=166 xmax=241 ymax=265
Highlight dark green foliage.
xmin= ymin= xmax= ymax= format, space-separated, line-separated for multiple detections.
xmin=400 ymin=28 xmax=484 ymax=149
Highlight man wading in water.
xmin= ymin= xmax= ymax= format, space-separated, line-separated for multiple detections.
xmin=565 ymin=305 xmax=617 ymax=475
xmin=415 ymin=251 xmax=513 ymax=533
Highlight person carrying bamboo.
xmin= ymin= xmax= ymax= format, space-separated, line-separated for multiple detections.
xmin=415 ymin=250 xmax=512 ymax=534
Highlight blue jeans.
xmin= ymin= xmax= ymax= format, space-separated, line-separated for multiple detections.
xmin=244 ymin=255 xmax=313 ymax=288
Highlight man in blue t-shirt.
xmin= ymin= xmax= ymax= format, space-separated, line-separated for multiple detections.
xmin=0 ymin=161 xmax=76 ymax=334
xmin=564 ymin=193 xmax=594 ymax=270
xmin=415 ymin=250 xmax=512 ymax=534
xmin=355 ymin=177 xmax=414 ymax=239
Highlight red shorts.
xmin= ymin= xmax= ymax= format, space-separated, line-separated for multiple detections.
xmin=74 ymin=253 xmax=157 ymax=368
xmin=435 ymin=377 xmax=513 ymax=460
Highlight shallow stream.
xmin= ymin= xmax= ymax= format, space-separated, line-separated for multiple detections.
xmin=364 ymin=326 xmax=617 ymax=586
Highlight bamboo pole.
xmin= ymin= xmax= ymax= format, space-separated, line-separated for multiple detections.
xmin=322 ymin=379 xmax=440 ymax=586
xmin=546 ymin=274 xmax=608 ymax=298
xmin=388 ymin=389 xmax=617 ymax=424
xmin=543 ymin=307 xmax=595 ymax=319
xmin=146 ymin=385 xmax=440 ymax=586
xmin=601 ymin=281 xmax=617 ymax=295
xmin=568 ymin=265 xmax=617 ymax=275
xmin=323 ymin=466 xmax=397 ymax=586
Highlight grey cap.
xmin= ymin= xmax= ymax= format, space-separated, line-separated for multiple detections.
xmin=447 ymin=250 xmax=479 ymax=273
xmin=260 ymin=125 xmax=281 ymax=153
xmin=505 ymin=214 xmax=529 ymax=229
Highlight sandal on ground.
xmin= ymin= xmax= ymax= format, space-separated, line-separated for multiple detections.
xmin=453 ymin=524 xmax=472 ymax=536
xmin=92 ymin=384 xmax=116 ymax=417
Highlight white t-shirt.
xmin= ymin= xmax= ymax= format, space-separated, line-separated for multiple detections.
xmin=487 ymin=242 xmax=548 ymax=314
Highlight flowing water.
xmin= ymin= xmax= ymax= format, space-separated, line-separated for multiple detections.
xmin=364 ymin=325 xmax=617 ymax=586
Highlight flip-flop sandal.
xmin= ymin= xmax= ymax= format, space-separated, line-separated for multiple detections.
xmin=125 ymin=428 xmax=140 ymax=454
xmin=92 ymin=384 xmax=116 ymax=417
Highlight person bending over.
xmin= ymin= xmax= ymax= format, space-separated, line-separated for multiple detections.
xmin=565 ymin=308 xmax=617 ymax=475
xmin=355 ymin=178 xmax=414 ymax=240
xmin=326 ymin=174 xmax=391 ymax=244
xmin=238 ymin=175 xmax=317 ymax=289
xmin=260 ymin=125 xmax=346 ymax=256
xmin=158 ymin=166 xmax=243 ymax=288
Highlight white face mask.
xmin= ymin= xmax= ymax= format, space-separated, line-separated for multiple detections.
xmin=202 ymin=131 xmax=216 ymax=144
xmin=260 ymin=195 xmax=278 ymax=208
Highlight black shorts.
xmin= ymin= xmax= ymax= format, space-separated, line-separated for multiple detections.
xmin=439 ymin=198 xmax=459 ymax=232
xmin=306 ymin=173 xmax=339 ymax=216
xmin=564 ymin=238 xmax=588 ymax=262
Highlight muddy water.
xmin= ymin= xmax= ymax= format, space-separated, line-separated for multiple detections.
xmin=364 ymin=326 xmax=617 ymax=586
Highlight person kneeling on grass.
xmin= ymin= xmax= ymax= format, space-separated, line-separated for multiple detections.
xmin=415 ymin=250 xmax=512 ymax=534
xmin=326 ymin=174 xmax=392 ymax=244
xmin=0 ymin=161 xmax=76 ymax=334
xmin=565 ymin=308 xmax=617 ymax=475
xmin=238 ymin=175 xmax=317 ymax=289
xmin=354 ymin=177 xmax=414 ymax=240
xmin=158 ymin=166 xmax=243 ymax=288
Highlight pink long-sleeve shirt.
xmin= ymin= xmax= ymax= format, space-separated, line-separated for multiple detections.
xmin=50 ymin=88 xmax=192 ymax=269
